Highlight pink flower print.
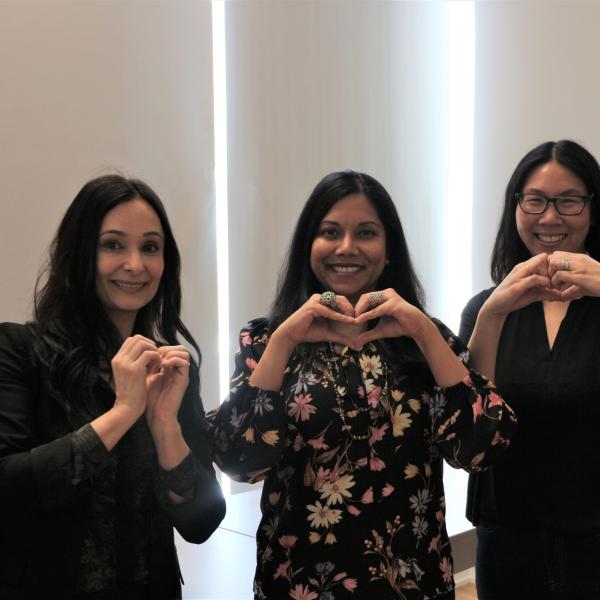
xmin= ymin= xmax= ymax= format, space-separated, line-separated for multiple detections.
xmin=347 ymin=504 xmax=361 ymax=516
xmin=369 ymin=456 xmax=386 ymax=471
xmin=463 ymin=374 xmax=474 ymax=387
xmin=307 ymin=436 xmax=328 ymax=450
xmin=343 ymin=578 xmax=358 ymax=591
xmin=293 ymin=434 xmax=304 ymax=452
xmin=288 ymin=393 xmax=317 ymax=422
xmin=333 ymin=572 xmax=348 ymax=582
xmin=436 ymin=510 xmax=445 ymax=523
xmin=361 ymin=487 xmax=374 ymax=504
xmin=367 ymin=386 xmax=381 ymax=408
xmin=240 ymin=331 xmax=252 ymax=347
xmin=439 ymin=556 xmax=453 ymax=583
xmin=428 ymin=534 xmax=441 ymax=554
xmin=314 ymin=467 xmax=330 ymax=491
xmin=245 ymin=357 xmax=257 ymax=371
xmin=382 ymin=483 xmax=395 ymax=497
xmin=289 ymin=584 xmax=318 ymax=600
xmin=472 ymin=395 xmax=484 ymax=421
xmin=273 ymin=559 xmax=291 ymax=579
xmin=488 ymin=391 xmax=503 ymax=407
xmin=278 ymin=535 xmax=298 ymax=549
xmin=491 ymin=430 xmax=501 ymax=446
xmin=369 ymin=423 xmax=389 ymax=445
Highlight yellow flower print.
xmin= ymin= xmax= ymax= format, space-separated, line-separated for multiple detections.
xmin=319 ymin=474 xmax=356 ymax=506
xmin=306 ymin=501 xmax=343 ymax=528
xmin=359 ymin=354 xmax=383 ymax=378
xmin=404 ymin=464 xmax=419 ymax=479
xmin=261 ymin=430 xmax=280 ymax=446
xmin=392 ymin=405 xmax=413 ymax=437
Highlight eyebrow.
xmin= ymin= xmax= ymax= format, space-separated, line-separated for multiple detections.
xmin=320 ymin=219 xmax=383 ymax=228
xmin=99 ymin=229 xmax=164 ymax=239
xmin=524 ymin=187 xmax=587 ymax=196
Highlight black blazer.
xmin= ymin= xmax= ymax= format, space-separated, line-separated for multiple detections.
xmin=0 ymin=322 xmax=225 ymax=599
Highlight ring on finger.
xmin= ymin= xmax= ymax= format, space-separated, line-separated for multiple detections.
xmin=367 ymin=292 xmax=386 ymax=307
xmin=561 ymin=258 xmax=570 ymax=271
xmin=320 ymin=291 xmax=337 ymax=308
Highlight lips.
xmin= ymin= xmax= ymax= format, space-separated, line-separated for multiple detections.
xmin=111 ymin=280 xmax=148 ymax=289
xmin=328 ymin=264 xmax=363 ymax=274
xmin=535 ymin=233 xmax=567 ymax=243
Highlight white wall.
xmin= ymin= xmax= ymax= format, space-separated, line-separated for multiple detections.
xmin=0 ymin=1 xmax=220 ymax=409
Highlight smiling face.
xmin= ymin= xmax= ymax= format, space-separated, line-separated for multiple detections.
xmin=516 ymin=160 xmax=591 ymax=256
xmin=310 ymin=193 xmax=387 ymax=302
xmin=95 ymin=198 xmax=165 ymax=337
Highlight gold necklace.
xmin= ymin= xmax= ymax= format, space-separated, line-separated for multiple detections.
xmin=325 ymin=342 xmax=387 ymax=442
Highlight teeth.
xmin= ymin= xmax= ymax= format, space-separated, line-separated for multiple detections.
xmin=113 ymin=281 xmax=146 ymax=288
xmin=330 ymin=265 xmax=361 ymax=273
xmin=537 ymin=234 xmax=566 ymax=243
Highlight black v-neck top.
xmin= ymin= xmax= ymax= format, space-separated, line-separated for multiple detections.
xmin=460 ymin=288 xmax=600 ymax=534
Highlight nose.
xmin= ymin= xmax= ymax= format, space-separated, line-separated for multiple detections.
xmin=123 ymin=250 xmax=144 ymax=272
xmin=538 ymin=203 xmax=563 ymax=224
xmin=335 ymin=232 xmax=358 ymax=255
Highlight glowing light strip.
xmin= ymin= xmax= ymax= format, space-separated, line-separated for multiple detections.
xmin=212 ymin=0 xmax=230 ymax=495
xmin=446 ymin=1 xmax=474 ymax=333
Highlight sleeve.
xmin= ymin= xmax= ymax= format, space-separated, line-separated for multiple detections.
xmin=458 ymin=287 xmax=495 ymax=344
xmin=427 ymin=319 xmax=517 ymax=472
xmin=0 ymin=323 xmax=112 ymax=522
xmin=207 ymin=319 xmax=288 ymax=483
xmin=157 ymin=360 xmax=226 ymax=544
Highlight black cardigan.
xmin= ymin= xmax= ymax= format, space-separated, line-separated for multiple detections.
xmin=0 ymin=322 xmax=225 ymax=599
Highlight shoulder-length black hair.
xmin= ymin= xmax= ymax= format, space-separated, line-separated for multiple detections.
xmin=33 ymin=174 xmax=199 ymax=418
xmin=269 ymin=170 xmax=427 ymax=368
xmin=491 ymin=140 xmax=600 ymax=283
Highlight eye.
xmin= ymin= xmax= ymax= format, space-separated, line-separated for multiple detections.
xmin=357 ymin=228 xmax=377 ymax=239
xmin=100 ymin=239 xmax=122 ymax=251
xmin=142 ymin=241 xmax=162 ymax=254
xmin=319 ymin=227 xmax=339 ymax=239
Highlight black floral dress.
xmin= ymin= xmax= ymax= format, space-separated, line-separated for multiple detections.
xmin=210 ymin=318 xmax=516 ymax=600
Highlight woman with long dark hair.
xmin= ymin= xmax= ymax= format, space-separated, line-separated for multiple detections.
xmin=459 ymin=140 xmax=600 ymax=599
xmin=0 ymin=175 xmax=225 ymax=599
xmin=212 ymin=170 xmax=515 ymax=599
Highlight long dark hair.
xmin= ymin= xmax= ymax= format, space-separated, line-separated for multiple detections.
xmin=491 ymin=140 xmax=600 ymax=283
xmin=32 ymin=174 xmax=199 ymax=419
xmin=269 ymin=170 xmax=427 ymax=368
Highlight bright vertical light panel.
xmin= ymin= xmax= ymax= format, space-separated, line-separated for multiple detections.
xmin=446 ymin=1 xmax=474 ymax=333
xmin=212 ymin=0 xmax=230 ymax=494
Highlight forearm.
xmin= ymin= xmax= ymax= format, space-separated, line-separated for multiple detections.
xmin=90 ymin=404 xmax=141 ymax=451
xmin=414 ymin=318 xmax=469 ymax=387
xmin=249 ymin=329 xmax=296 ymax=391
xmin=467 ymin=304 xmax=507 ymax=382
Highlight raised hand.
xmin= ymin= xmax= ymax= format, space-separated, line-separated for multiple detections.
xmin=353 ymin=288 xmax=431 ymax=346
xmin=483 ymin=252 xmax=560 ymax=317
xmin=146 ymin=345 xmax=191 ymax=429
xmin=275 ymin=293 xmax=358 ymax=349
xmin=111 ymin=334 xmax=162 ymax=419
xmin=547 ymin=251 xmax=600 ymax=301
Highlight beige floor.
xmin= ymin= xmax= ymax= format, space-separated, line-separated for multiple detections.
xmin=456 ymin=582 xmax=477 ymax=600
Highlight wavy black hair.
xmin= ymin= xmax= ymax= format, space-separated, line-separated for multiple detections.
xmin=491 ymin=140 xmax=600 ymax=283
xmin=269 ymin=170 xmax=427 ymax=369
xmin=32 ymin=174 xmax=199 ymax=420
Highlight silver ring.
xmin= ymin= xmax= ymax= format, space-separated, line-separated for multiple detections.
xmin=367 ymin=292 xmax=386 ymax=307
xmin=320 ymin=291 xmax=337 ymax=307
xmin=561 ymin=259 xmax=570 ymax=271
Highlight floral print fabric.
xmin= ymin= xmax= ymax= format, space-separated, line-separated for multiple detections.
xmin=210 ymin=318 xmax=516 ymax=599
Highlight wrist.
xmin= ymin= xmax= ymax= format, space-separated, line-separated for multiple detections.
xmin=111 ymin=402 xmax=144 ymax=426
xmin=269 ymin=327 xmax=298 ymax=356
xmin=478 ymin=301 xmax=509 ymax=326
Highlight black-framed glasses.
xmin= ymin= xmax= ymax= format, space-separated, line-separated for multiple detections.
xmin=516 ymin=192 xmax=593 ymax=216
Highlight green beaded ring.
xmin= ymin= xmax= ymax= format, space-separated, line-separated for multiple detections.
xmin=319 ymin=291 xmax=337 ymax=307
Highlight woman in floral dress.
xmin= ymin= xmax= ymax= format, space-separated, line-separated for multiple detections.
xmin=211 ymin=170 xmax=516 ymax=600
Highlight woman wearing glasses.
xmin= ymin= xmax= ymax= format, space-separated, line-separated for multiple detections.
xmin=459 ymin=140 xmax=600 ymax=599
xmin=212 ymin=170 xmax=516 ymax=600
